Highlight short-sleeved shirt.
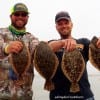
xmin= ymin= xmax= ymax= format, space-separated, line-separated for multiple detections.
xmin=49 ymin=38 xmax=94 ymax=100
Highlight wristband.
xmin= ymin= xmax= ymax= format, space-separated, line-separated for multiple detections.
xmin=5 ymin=45 xmax=9 ymax=54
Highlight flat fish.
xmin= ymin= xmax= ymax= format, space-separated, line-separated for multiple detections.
xmin=9 ymin=41 xmax=31 ymax=85
xmin=34 ymin=41 xmax=59 ymax=91
xmin=61 ymin=47 xmax=85 ymax=93
xmin=89 ymin=36 xmax=100 ymax=70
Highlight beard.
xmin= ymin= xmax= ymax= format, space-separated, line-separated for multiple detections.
xmin=12 ymin=20 xmax=27 ymax=30
xmin=59 ymin=31 xmax=71 ymax=39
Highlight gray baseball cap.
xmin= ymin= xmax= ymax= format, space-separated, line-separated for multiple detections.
xmin=55 ymin=11 xmax=71 ymax=22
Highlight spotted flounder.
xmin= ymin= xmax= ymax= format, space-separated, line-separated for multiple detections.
xmin=34 ymin=41 xmax=59 ymax=91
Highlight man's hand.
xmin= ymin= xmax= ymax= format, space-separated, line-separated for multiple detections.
xmin=5 ymin=41 xmax=23 ymax=54
xmin=64 ymin=39 xmax=77 ymax=52
xmin=96 ymin=37 xmax=100 ymax=48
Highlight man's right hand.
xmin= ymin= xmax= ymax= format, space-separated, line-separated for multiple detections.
xmin=5 ymin=41 xmax=23 ymax=54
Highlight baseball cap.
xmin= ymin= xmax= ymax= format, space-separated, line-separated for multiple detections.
xmin=11 ymin=3 xmax=29 ymax=14
xmin=55 ymin=11 xmax=71 ymax=22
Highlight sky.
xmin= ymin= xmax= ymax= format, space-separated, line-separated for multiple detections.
xmin=0 ymin=0 xmax=100 ymax=41
xmin=0 ymin=0 xmax=100 ymax=74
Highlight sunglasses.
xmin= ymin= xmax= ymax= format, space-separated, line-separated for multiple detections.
xmin=13 ymin=13 xmax=28 ymax=17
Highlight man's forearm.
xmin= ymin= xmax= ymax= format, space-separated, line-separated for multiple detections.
xmin=48 ymin=40 xmax=65 ymax=52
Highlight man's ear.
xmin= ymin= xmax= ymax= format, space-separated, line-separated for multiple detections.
xmin=71 ymin=22 xmax=73 ymax=28
xmin=10 ymin=14 xmax=12 ymax=18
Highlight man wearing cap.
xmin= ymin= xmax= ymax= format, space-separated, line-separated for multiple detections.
xmin=48 ymin=11 xmax=100 ymax=100
xmin=0 ymin=3 xmax=39 ymax=100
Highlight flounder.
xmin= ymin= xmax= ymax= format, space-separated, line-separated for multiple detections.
xmin=9 ymin=41 xmax=31 ymax=85
xmin=34 ymin=41 xmax=59 ymax=91
xmin=89 ymin=36 xmax=100 ymax=70
xmin=61 ymin=45 xmax=85 ymax=93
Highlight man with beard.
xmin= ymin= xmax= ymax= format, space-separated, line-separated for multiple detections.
xmin=48 ymin=11 xmax=100 ymax=100
xmin=0 ymin=3 xmax=39 ymax=100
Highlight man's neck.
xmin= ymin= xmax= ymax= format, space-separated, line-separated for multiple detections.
xmin=9 ymin=25 xmax=26 ymax=35
xmin=61 ymin=35 xmax=72 ymax=39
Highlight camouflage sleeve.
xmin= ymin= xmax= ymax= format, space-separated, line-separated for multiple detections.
xmin=0 ymin=34 xmax=8 ymax=59
xmin=28 ymin=33 xmax=39 ymax=58
xmin=30 ymin=37 xmax=39 ymax=53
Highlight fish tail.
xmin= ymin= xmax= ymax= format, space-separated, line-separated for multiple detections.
xmin=70 ymin=82 xmax=80 ymax=93
xmin=44 ymin=80 xmax=55 ymax=91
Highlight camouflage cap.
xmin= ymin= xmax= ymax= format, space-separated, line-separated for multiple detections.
xmin=11 ymin=3 xmax=29 ymax=14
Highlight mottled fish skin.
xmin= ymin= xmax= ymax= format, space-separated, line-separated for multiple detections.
xmin=89 ymin=36 xmax=100 ymax=71
xmin=61 ymin=49 xmax=85 ymax=93
xmin=9 ymin=41 xmax=31 ymax=79
xmin=34 ymin=41 xmax=59 ymax=91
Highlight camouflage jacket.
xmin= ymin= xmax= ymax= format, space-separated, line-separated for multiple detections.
xmin=0 ymin=27 xmax=39 ymax=100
